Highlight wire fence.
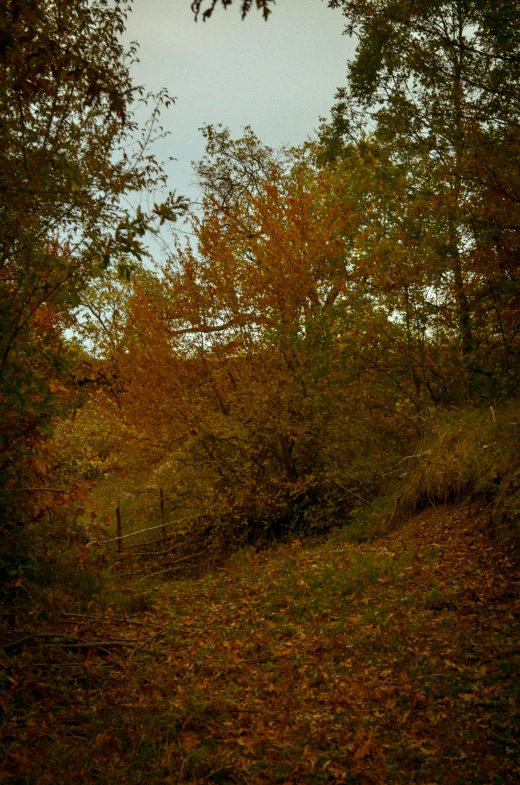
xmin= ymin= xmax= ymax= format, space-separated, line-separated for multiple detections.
xmin=86 ymin=487 xmax=216 ymax=580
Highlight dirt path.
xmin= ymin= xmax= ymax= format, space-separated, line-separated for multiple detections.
xmin=1 ymin=504 xmax=519 ymax=784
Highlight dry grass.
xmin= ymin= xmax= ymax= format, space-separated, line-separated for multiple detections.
xmin=349 ymin=401 xmax=520 ymax=548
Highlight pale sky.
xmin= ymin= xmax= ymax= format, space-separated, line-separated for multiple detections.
xmin=123 ymin=0 xmax=356 ymax=202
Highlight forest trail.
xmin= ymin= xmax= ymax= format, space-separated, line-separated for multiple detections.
xmin=2 ymin=504 xmax=519 ymax=784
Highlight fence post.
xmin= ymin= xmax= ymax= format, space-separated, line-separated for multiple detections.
xmin=160 ymin=487 xmax=166 ymax=544
xmin=116 ymin=501 xmax=122 ymax=554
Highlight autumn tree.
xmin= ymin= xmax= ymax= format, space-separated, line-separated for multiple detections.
xmin=193 ymin=0 xmax=520 ymax=397
xmin=107 ymin=123 xmax=520 ymax=542
xmin=321 ymin=0 xmax=520 ymax=397
xmin=99 ymin=130 xmax=420 ymax=542
xmin=0 ymin=0 xmax=184 ymax=519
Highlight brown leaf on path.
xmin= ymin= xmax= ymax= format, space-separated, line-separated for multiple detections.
xmin=353 ymin=734 xmax=375 ymax=761
xmin=179 ymin=733 xmax=201 ymax=750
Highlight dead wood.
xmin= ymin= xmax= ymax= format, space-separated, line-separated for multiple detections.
xmin=0 ymin=487 xmax=70 ymax=494
xmin=59 ymin=610 xmax=150 ymax=630
xmin=136 ymin=552 xmax=206 ymax=582
xmin=59 ymin=639 xmax=137 ymax=650
xmin=237 ymin=655 xmax=279 ymax=663
xmin=1 ymin=630 xmax=140 ymax=653
xmin=2 ymin=634 xmax=35 ymax=651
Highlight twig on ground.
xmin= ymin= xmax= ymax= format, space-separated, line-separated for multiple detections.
xmin=136 ymin=552 xmax=205 ymax=582
xmin=2 ymin=634 xmax=35 ymax=651
xmin=133 ymin=628 xmax=168 ymax=652
xmin=1 ymin=630 xmax=143 ymax=654
xmin=59 ymin=639 xmax=138 ymax=650
xmin=59 ymin=610 xmax=150 ymax=631
xmin=32 ymin=662 xmax=89 ymax=668
xmin=177 ymin=758 xmax=187 ymax=785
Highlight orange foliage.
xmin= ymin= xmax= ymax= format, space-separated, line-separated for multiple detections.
xmin=113 ymin=151 xmax=406 ymax=538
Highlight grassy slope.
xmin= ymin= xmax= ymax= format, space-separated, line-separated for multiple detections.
xmin=1 ymin=503 xmax=519 ymax=785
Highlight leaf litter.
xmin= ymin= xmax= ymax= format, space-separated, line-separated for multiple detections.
xmin=1 ymin=503 xmax=519 ymax=784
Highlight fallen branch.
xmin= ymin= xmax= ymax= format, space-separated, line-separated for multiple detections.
xmin=59 ymin=610 xmax=150 ymax=630
xmin=0 ymin=630 xmax=67 ymax=650
xmin=121 ymin=534 xmax=176 ymax=551
xmin=136 ymin=552 xmax=205 ymax=582
xmin=0 ymin=487 xmax=70 ymax=494
xmin=2 ymin=634 xmax=35 ymax=651
xmin=60 ymin=639 xmax=138 ymax=650
xmin=134 ymin=628 xmax=168 ymax=653
xmin=118 ymin=528 xmax=208 ymax=554
xmin=114 ymin=539 xmax=209 ymax=560
xmin=1 ymin=630 xmax=140 ymax=653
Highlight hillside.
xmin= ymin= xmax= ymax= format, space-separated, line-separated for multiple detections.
xmin=1 ymin=502 xmax=518 ymax=784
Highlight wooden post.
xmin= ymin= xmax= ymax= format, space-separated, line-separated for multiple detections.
xmin=160 ymin=487 xmax=166 ymax=544
xmin=116 ymin=501 xmax=122 ymax=554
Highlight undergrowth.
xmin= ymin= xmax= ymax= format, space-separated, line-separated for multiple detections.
xmin=1 ymin=505 xmax=518 ymax=784
xmin=1 ymin=403 xmax=520 ymax=783
xmin=351 ymin=401 xmax=520 ymax=546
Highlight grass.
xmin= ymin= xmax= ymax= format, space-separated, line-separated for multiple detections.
xmin=353 ymin=401 xmax=520 ymax=546
xmin=1 ymin=502 xmax=519 ymax=784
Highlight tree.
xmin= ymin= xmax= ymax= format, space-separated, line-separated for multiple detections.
xmin=320 ymin=0 xmax=520 ymax=398
xmin=98 ymin=130 xmax=418 ymax=542
xmin=0 ymin=0 xmax=184 ymax=512
xmin=190 ymin=0 xmax=520 ymax=398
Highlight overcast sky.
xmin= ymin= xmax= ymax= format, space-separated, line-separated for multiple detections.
xmin=123 ymin=0 xmax=356 ymax=203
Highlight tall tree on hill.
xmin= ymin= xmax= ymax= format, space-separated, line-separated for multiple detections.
xmin=321 ymin=0 xmax=520 ymax=398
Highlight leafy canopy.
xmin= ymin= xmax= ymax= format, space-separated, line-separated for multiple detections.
xmin=0 ymin=0 xmax=185 ymax=511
